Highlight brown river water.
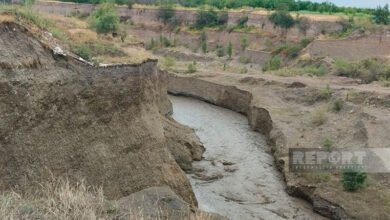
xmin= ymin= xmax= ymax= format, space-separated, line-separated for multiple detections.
xmin=170 ymin=95 xmax=326 ymax=220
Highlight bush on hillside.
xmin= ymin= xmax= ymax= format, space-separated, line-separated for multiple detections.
xmin=226 ymin=41 xmax=233 ymax=58
xmin=73 ymin=44 xmax=91 ymax=61
xmin=201 ymin=31 xmax=207 ymax=53
xmin=194 ymin=9 xmax=228 ymax=28
xmin=89 ymin=2 xmax=119 ymax=33
xmin=216 ymin=45 xmax=225 ymax=57
xmin=300 ymin=38 xmax=311 ymax=47
xmin=240 ymin=35 xmax=248 ymax=51
xmin=263 ymin=56 xmax=281 ymax=71
xmin=187 ymin=62 xmax=197 ymax=73
xmin=334 ymin=58 xmax=390 ymax=83
xmin=342 ymin=165 xmax=367 ymax=192
xmin=236 ymin=15 xmax=249 ymax=28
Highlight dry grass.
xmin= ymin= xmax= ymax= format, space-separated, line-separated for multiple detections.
xmin=0 ymin=178 xmax=214 ymax=220
xmin=0 ymin=14 xmax=14 ymax=23
xmin=0 ymin=179 xmax=108 ymax=220
xmin=310 ymin=107 xmax=328 ymax=126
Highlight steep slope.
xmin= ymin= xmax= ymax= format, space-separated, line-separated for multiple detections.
xmin=0 ymin=20 xmax=199 ymax=206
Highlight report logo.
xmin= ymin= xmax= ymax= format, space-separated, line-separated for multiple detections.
xmin=289 ymin=148 xmax=390 ymax=173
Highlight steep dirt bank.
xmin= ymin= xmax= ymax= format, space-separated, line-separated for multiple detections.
xmin=168 ymin=72 xmax=390 ymax=219
xmin=0 ymin=19 xmax=207 ymax=208
xmin=305 ymin=33 xmax=390 ymax=61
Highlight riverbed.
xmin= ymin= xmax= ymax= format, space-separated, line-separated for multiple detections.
xmin=170 ymin=95 xmax=325 ymax=220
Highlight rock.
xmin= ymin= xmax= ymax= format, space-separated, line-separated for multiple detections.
xmin=117 ymin=187 xmax=191 ymax=219
xmin=288 ymin=81 xmax=307 ymax=88
xmin=53 ymin=46 xmax=66 ymax=56
xmin=193 ymin=173 xmax=223 ymax=182
xmin=118 ymin=187 xmax=227 ymax=220
xmin=163 ymin=116 xmax=205 ymax=172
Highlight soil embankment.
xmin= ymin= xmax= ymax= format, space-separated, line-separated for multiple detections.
xmin=0 ymin=19 xmax=206 ymax=209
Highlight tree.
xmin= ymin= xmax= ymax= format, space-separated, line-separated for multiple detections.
xmin=194 ymin=9 xmax=228 ymax=28
xmin=269 ymin=10 xmax=295 ymax=36
xmin=126 ymin=0 xmax=134 ymax=9
xmin=373 ymin=4 xmax=390 ymax=25
xmin=269 ymin=10 xmax=295 ymax=29
xmin=157 ymin=3 xmax=176 ymax=25
xmin=89 ymin=2 xmax=120 ymax=34
xmin=227 ymin=41 xmax=233 ymax=58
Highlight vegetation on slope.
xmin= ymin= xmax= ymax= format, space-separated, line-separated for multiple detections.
xmin=58 ymin=0 xmax=378 ymax=16
xmin=0 ymin=4 xmax=153 ymax=64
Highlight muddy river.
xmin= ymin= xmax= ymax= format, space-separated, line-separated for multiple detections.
xmin=170 ymin=95 xmax=325 ymax=220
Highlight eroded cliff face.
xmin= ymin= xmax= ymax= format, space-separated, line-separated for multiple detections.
xmin=0 ymin=21 xmax=201 ymax=206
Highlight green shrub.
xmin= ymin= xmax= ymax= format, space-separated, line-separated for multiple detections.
xmin=311 ymin=108 xmax=328 ymax=126
xmin=73 ymin=44 xmax=91 ymax=61
xmin=342 ymin=166 xmax=367 ymax=192
xmin=240 ymin=35 xmax=248 ymax=51
xmin=300 ymin=38 xmax=311 ymax=47
xmin=264 ymin=37 xmax=273 ymax=47
xmin=226 ymin=25 xmax=235 ymax=33
xmin=331 ymin=99 xmax=343 ymax=112
xmin=216 ymin=45 xmax=225 ymax=57
xmin=323 ymin=137 xmax=333 ymax=151
xmin=187 ymin=62 xmax=197 ymax=73
xmin=306 ymin=64 xmax=327 ymax=76
xmin=226 ymin=41 xmax=233 ymax=58
xmin=89 ymin=2 xmax=119 ymax=34
xmin=240 ymin=67 xmax=248 ymax=74
xmin=236 ymin=15 xmax=248 ymax=27
xmin=201 ymin=31 xmax=207 ymax=53
xmin=333 ymin=58 xmax=390 ymax=83
xmin=239 ymin=55 xmax=250 ymax=64
xmin=157 ymin=4 xmax=179 ymax=28
xmin=319 ymin=84 xmax=332 ymax=100
xmin=273 ymin=43 xmax=303 ymax=58
xmin=285 ymin=44 xmax=301 ymax=57
xmin=296 ymin=17 xmax=310 ymax=35
xmin=161 ymin=56 xmax=176 ymax=69
xmin=159 ymin=35 xmax=171 ymax=47
xmin=157 ymin=5 xmax=175 ymax=24
xmin=145 ymin=38 xmax=158 ymax=50
xmin=269 ymin=56 xmax=281 ymax=70
xmin=194 ymin=9 xmax=228 ymax=28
